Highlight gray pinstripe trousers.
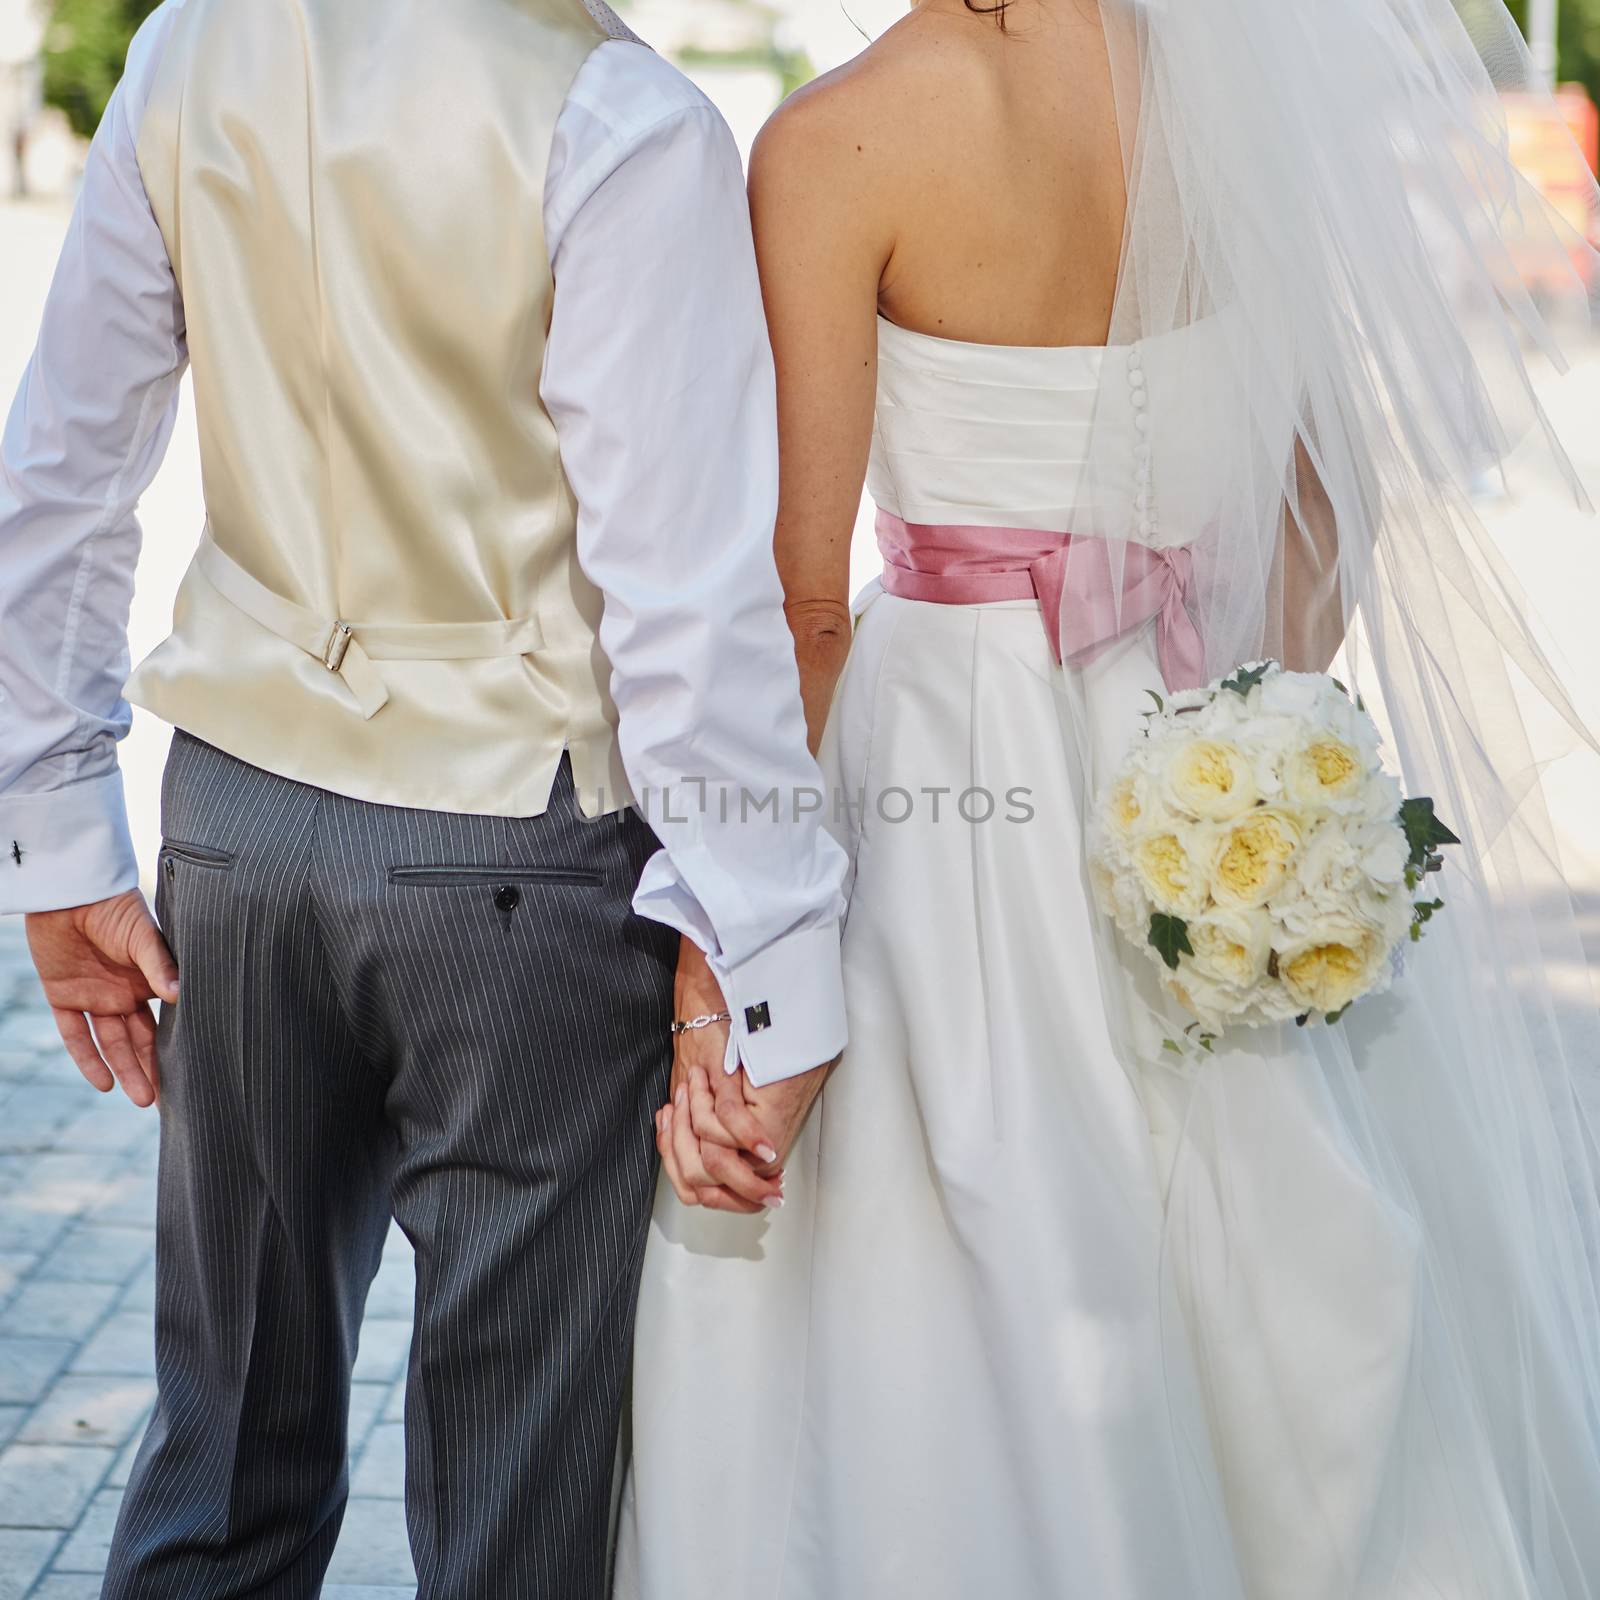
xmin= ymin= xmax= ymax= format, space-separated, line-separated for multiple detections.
xmin=101 ymin=733 xmax=675 ymax=1600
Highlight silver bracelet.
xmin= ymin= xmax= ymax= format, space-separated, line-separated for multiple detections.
xmin=670 ymin=1011 xmax=731 ymax=1035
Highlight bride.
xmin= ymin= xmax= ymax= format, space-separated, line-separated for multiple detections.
xmin=615 ymin=0 xmax=1600 ymax=1595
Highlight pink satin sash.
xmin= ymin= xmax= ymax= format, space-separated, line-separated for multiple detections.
xmin=875 ymin=509 xmax=1205 ymax=692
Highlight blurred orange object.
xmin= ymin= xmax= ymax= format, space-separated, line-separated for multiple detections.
xmin=1503 ymin=84 xmax=1598 ymax=293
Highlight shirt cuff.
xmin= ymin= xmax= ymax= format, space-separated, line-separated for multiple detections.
xmin=0 ymin=770 xmax=140 ymax=915
xmin=709 ymin=920 xmax=847 ymax=1089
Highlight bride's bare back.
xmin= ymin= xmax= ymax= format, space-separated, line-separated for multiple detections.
xmin=859 ymin=0 xmax=1124 ymax=347
xmin=750 ymin=0 xmax=1127 ymax=739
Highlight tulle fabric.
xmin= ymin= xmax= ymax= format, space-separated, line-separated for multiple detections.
xmin=1062 ymin=1 xmax=1600 ymax=1594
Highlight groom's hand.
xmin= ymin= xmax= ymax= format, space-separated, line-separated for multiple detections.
xmin=25 ymin=890 xmax=178 ymax=1108
xmin=744 ymin=1056 xmax=835 ymax=1170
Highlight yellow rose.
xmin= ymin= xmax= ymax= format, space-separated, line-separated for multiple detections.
xmin=1285 ymin=737 xmax=1366 ymax=810
xmin=1211 ymin=809 xmax=1299 ymax=908
xmin=1278 ymin=924 xmax=1384 ymax=1015
xmin=1135 ymin=830 xmax=1210 ymax=917
xmin=1109 ymin=776 xmax=1143 ymax=835
xmin=1163 ymin=739 xmax=1258 ymax=821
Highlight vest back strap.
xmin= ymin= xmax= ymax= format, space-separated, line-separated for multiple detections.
xmin=196 ymin=531 xmax=547 ymax=722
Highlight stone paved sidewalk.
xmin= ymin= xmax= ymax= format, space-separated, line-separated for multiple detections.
xmin=0 ymin=919 xmax=419 ymax=1600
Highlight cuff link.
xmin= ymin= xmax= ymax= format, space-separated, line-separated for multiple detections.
xmin=744 ymin=1001 xmax=772 ymax=1034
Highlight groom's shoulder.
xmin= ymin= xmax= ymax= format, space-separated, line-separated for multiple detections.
xmin=566 ymin=39 xmax=730 ymax=150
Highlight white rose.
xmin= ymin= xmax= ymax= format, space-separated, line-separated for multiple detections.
xmin=1164 ymin=686 xmax=1214 ymax=718
xmin=1240 ymin=739 xmax=1287 ymax=804
xmin=1366 ymin=883 xmax=1414 ymax=948
xmin=1252 ymin=980 xmax=1311 ymax=1025
xmin=1298 ymin=821 xmax=1361 ymax=886
xmin=1257 ymin=670 xmax=1326 ymax=721
xmin=1358 ymin=770 xmax=1403 ymax=825
xmin=1187 ymin=906 xmax=1274 ymax=989
xmin=1356 ymin=817 xmax=1408 ymax=885
xmin=1165 ymin=967 xmax=1245 ymax=1032
xmin=1090 ymin=856 xmax=1151 ymax=941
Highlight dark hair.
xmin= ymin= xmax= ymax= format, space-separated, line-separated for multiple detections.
xmin=963 ymin=0 xmax=1010 ymax=25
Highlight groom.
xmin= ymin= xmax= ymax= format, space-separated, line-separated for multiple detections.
xmin=0 ymin=0 xmax=847 ymax=1594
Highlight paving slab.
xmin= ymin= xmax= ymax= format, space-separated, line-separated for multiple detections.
xmin=0 ymin=1339 xmax=70 ymax=1405
xmin=0 ymin=1279 xmax=121 ymax=1343
xmin=350 ymin=1422 xmax=405 ymax=1501
xmin=17 ymin=1375 xmax=158 ymax=1447
xmin=46 ymin=1487 xmax=122 ymax=1573
xmin=322 ymin=1496 xmax=417 ymax=1588
xmin=29 ymin=1578 xmax=106 ymax=1600
xmin=0 ymin=1529 xmax=61 ymax=1600
xmin=34 ymin=1227 xmax=153 ymax=1287
xmin=0 ymin=1443 xmax=115 ymax=1529
xmin=68 ymin=1313 xmax=156 ymax=1379
xmin=352 ymin=1318 xmax=411 ymax=1385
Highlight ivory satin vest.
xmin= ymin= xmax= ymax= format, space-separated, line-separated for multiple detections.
xmin=125 ymin=0 xmax=634 ymax=817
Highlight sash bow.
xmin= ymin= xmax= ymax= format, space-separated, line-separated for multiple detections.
xmin=876 ymin=511 xmax=1205 ymax=693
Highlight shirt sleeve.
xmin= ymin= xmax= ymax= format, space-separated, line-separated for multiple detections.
xmin=541 ymin=43 xmax=849 ymax=1088
xmin=0 ymin=1 xmax=187 ymax=915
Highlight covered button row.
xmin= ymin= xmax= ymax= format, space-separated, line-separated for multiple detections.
xmin=1128 ymin=345 xmax=1157 ymax=539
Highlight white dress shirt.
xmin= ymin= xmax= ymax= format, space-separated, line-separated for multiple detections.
xmin=0 ymin=8 xmax=848 ymax=1086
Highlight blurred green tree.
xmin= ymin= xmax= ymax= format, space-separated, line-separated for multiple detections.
xmin=41 ymin=0 xmax=160 ymax=141
xmin=1506 ymin=0 xmax=1600 ymax=112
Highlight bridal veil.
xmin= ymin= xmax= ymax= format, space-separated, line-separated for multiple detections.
xmin=1057 ymin=1 xmax=1600 ymax=1593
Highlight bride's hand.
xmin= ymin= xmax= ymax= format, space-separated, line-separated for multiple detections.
xmin=656 ymin=939 xmax=785 ymax=1215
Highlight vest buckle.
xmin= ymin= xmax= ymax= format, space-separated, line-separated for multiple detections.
xmin=323 ymin=621 xmax=354 ymax=673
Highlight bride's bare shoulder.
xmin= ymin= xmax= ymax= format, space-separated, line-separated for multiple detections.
xmin=750 ymin=15 xmax=982 ymax=203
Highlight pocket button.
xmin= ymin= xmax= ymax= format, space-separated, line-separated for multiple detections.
xmin=494 ymin=884 xmax=521 ymax=914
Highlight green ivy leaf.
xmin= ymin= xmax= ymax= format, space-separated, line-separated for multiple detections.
xmin=1220 ymin=660 xmax=1275 ymax=698
xmin=1409 ymin=896 xmax=1445 ymax=943
xmin=1399 ymin=797 xmax=1461 ymax=873
xmin=1148 ymin=913 xmax=1193 ymax=972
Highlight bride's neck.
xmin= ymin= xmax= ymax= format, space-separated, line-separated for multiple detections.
xmin=910 ymin=0 xmax=1061 ymax=29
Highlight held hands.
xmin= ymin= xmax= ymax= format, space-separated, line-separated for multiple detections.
xmin=656 ymin=938 xmax=835 ymax=1216
xmin=25 ymin=890 xmax=178 ymax=1109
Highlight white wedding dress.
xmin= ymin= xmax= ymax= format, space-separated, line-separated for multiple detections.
xmin=613 ymin=316 xmax=1600 ymax=1600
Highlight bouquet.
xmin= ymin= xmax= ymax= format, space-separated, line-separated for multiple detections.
xmin=1089 ymin=661 xmax=1458 ymax=1043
